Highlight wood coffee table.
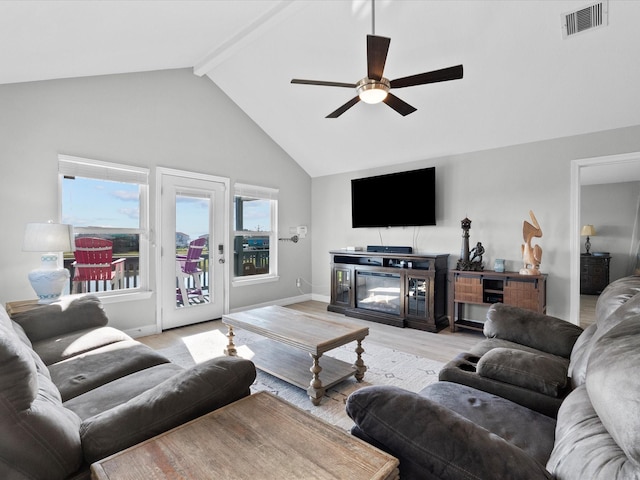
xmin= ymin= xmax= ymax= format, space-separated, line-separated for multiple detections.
xmin=91 ymin=391 xmax=399 ymax=480
xmin=222 ymin=305 xmax=369 ymax=405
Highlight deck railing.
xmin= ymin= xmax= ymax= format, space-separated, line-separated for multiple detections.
xmin=63 ymin=251 xmax=269 ymax=294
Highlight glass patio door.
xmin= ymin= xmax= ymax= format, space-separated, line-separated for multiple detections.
xmin=159 ymin=170 xmax=228 ymax=330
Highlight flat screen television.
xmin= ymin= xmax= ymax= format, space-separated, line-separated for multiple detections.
xmin=351 ymin=167 xmax=436 ymax=228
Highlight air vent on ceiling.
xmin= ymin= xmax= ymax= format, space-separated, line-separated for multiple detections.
xmin=562 ymin=1 xmax=608 ymax=39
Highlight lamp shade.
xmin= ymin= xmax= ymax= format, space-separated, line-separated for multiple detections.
xmin=581 ymin=225 xmax=596 ymax=237
xmin=23 ymin=222 xmax=74 ymax=252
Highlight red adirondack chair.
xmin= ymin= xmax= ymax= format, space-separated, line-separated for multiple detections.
xmin=72 ymin=237 xmax=126 ymax=294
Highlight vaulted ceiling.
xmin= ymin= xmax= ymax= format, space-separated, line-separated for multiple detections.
xmin=2 ymin=1 xmax=640 ymax=177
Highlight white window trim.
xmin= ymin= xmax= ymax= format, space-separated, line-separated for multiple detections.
xmin=232 ymin=183 xmax=279 ymax=287
xmin=58 ymin=154 xmax=151 ymax=302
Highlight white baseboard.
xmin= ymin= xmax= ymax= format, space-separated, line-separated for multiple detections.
xmin=124 ymin=324 xmax=159 ymax=339
xmin=311 ymin=293 xmax=330 ymax=303
xmin=229 ymin=293 xmax=313 ymax=314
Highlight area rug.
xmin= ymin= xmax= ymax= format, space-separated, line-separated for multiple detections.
xmin=153 ymin=328 xmax=443 ymax=432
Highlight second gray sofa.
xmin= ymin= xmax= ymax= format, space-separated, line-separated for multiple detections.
xmin=0 ymin=295 xmax=256 ymax=480
xmin=346 ymin=275 xmax=640 ymax=479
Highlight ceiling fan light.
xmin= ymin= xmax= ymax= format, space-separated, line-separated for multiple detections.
xmin=357 ymin=78 xmax=390 ymax=104
xmin=359 ymin=88 xmax=388 ymax=104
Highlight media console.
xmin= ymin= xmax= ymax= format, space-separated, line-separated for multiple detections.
xmin=328 ymin=250 xmax=449 ymax=332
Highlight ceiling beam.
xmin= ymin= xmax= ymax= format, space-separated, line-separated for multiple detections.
xmin=193 ymin=0 xmax=304 ymax=77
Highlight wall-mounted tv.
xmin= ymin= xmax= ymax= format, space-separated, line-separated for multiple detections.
xmin=351 ymin=167 xmax=436 ymax=228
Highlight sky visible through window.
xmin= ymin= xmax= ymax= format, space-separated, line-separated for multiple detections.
xmin=234 ymin=198 xmax=271 ymax=233
xmin=63 ymin=177 xmax=271 ymax=241
xmin=62 ymin=177 xmax=139 ymax=229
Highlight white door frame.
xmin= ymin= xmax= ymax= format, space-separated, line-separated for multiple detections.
xmin=155 ymin=167 xmax=230 ymax=331
xmin=570 ymin=151 xmax=640 ymax=325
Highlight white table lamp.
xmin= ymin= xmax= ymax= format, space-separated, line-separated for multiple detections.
xmin=23 ymin=222 xmax=74 ymax=303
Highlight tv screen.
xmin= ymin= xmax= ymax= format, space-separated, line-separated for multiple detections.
xmin=351 ymin=167 xmax=436 ymax=228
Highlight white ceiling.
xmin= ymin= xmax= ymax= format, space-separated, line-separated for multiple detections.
xmin=2 ymin=0 xmax=640 ymax=178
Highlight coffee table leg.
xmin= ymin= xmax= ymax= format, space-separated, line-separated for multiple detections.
xmin=224 ymin=324 xmax=237 ymax=356
xmin=307 ymin=354 xmax=325 ymax=406
xmin=354 ymin=338 xmax=367 ymax=382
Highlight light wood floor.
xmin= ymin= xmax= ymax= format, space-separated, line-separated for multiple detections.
xmin=580 ymin=295 xmax=597 ymax=328
xmin=140 ymin=301 xmax=484 ymax=364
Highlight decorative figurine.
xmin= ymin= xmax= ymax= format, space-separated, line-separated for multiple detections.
xmin=470 ymin=242 xmax=485 ymax=263
xmin=456 ymin=217 xmax=484 ymax=271
xmin=520 ymin=210 xmax=543 ymax=275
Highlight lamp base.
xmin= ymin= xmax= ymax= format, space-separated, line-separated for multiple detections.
xmin=28 ymin=267 xmax=70 ymax=304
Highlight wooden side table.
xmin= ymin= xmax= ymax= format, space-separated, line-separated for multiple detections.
xmin=91 ymin=391 xmax=399 ymax=480
xmin=5 ymin=299 xmax=43 ymax=317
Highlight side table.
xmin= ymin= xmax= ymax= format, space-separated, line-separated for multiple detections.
xmin=5 ymin=299 xmax=44 ymax=317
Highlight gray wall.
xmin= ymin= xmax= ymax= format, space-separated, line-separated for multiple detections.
xmin=0 ymin=68 xmax=311 ymax=331
xmin=311 ymin=126 xmax=640 ymax=320
xmin=581 ymin=181 xmax=640 ymax=281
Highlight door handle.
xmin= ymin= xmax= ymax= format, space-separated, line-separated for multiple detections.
xmin=218 ymin=258 xmax=225 ymax=264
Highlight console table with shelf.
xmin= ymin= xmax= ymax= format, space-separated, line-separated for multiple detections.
xmin=449 ymin=270 xmax=547 ymax=332
xmin=328 ymin=250 xmax=449 ymax=332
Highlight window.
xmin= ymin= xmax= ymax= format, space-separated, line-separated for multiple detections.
xmin=59 ymin=155 xmax=149 ymax=298
xmin=233 ymin=183 xmax=278 ymax=284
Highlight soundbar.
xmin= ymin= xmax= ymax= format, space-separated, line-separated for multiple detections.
xmin=367 ymin=245 xmax=413 ymax=254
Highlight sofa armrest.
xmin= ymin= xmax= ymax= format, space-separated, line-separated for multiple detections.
xmin=485 ymin=303 xmax=583 ymax=357
xmin=79 ymin=356 xmax=256 ymax=464
xmin=346 ymin=386 xmax=552 ymax=480
xmin=12 ymin=296 xmax=109 ymax=342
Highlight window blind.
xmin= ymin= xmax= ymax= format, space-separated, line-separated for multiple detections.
xmin=234 ymin=183 xmax=279 ymax=200
xmin=59 ymin=154 xmax=149 ymax=185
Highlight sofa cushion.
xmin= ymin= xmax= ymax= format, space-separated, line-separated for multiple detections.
xmin=11 ymin=321 xmax=32 ymax=348
xmin=547 ymin=385 xmax=636 ymax=480
xmin=11 ymin=295 xmax=109 ymax=342
xmin=484 ymin=303 xmax=583 ymax=358
xmin=48 ymin=340 xmax=171 ymax=401
xmin=346 ymin=384 xmax=554 ymax=480
xmin=0 ymin=325 xmax=83 ymax=480
xmin=469 ymin=337 xmax=558 ymax=358
xmin=33 ymin=326 xmax=132 ymax=366
xmin=567 ymin=323 xmax=596 ymax=388
xmin=594 ymin=275 xmax=640 ymax=328
xmin=569 ymin=292 xmax=640 ymax=389
xmin=0 ymin=373 xmax=83 ymax=480
xmin=0 ymin=323 xmax=38 ymax=411
xmin=79 ymin=356 xmax=256 ymax=464
xmin=477 ymin=347 xmax=568 ymax=397
xmin=419 ymin=381 xmax=556 ymax=465
xmin=586 ymin=317 xmax=640 ymax=468
xmin=65 ymin=363 xmax=185 ymax=419
xmin=439 ymin=351 xmax=565 ymax=418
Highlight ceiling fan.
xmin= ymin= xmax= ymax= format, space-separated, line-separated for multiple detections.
xmin=291 ymin=1 xmax=463 ymax=118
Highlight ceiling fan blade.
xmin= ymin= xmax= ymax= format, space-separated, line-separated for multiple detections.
xmin=390 ymin=65 xmax=463 ymax=89
xmin=326 ymin=96 xmax=361 ymax=118
xmin=367 ymin=35 xmax=391 ymax=81
xmin=291 ymin=79 xmax=356 ymax=88
xmin=383 ymin=93 xmax=417 ymax=116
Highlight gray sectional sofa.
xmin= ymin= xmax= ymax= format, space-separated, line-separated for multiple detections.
xmin=0 ymin=295 xmax=256 ymax=480
xmin=438 ymin=303 xmax=584 ymax=417
xmin=346 ymin=275 xmax=640 ymax=479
